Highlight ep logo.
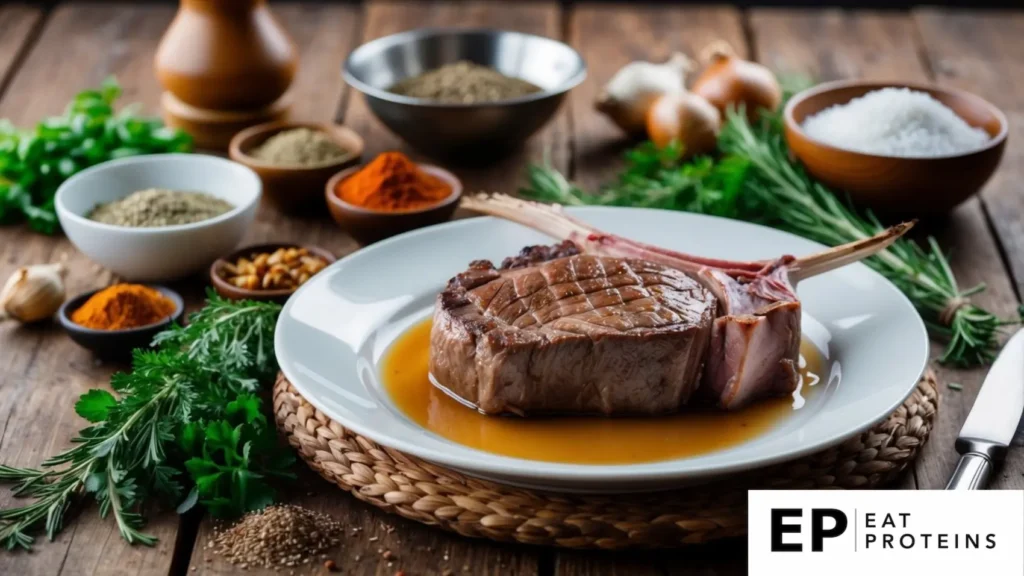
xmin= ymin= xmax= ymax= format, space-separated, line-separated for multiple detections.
xmin=771 ymin=508 xmax=848 ymax=552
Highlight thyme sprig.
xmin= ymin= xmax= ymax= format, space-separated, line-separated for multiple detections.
xmin=521 ymin=110 xmax=1017 ymax=367
xmin=0 ymin=293 xmax=292 ymax=551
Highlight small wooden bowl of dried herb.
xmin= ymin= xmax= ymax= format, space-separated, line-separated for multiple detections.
xmin=210 ymin=243 xmax=336 ymax=304
xmin=58 ymin=284 xmax=185 ymax=360
xmin=229 ymin=122 xmax=364 ymax=214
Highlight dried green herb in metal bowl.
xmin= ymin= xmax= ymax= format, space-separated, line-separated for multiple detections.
xmin=390 ymin=61 xmax=541 ymax=104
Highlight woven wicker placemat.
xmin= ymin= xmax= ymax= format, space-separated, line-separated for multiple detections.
xmin=274 ymin=370 xmax=938 ymax=549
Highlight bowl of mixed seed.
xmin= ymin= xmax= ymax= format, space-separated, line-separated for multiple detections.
xmin=55 ymin=154 xmax=261 ymax=281
xmin=344 ymin=28 xmax=586 ymax=159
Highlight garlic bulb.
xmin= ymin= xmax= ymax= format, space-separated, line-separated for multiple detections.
xmin=0 ymin=262 xmax=68 ymax=323
xmin=595 ymin=52 xmax=694 ymax=136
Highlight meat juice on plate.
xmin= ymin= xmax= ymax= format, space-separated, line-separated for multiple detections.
xmin=382 ymin=319 xmax=824 ymax=465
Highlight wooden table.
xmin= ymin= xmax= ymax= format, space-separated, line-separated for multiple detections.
xmin=0 ymin=2 xmax=1021 ymax=574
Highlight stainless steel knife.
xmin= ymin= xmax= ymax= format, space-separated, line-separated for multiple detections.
xmin=946 ymin=329 xmax=1024 ymax=490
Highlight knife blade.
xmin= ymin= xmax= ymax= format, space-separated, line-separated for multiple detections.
xmin=946 ymin=328 xmax=1024 ymax=490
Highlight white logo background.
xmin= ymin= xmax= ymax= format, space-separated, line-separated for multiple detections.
xmin=749 ymin=490 xmax=1024 ymax=575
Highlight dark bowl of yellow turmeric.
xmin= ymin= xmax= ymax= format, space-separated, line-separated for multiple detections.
xmin=325 ymin=152 xmax=462 ymax=245
xmin=58 ymin=284 xmax=185 ymax=360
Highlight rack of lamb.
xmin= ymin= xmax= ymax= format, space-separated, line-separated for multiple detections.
xmin=428 ymin=194 xmax=912 ymax=416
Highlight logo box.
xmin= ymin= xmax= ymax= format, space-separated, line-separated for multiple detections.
xmin=748 ymin=490 xmax=1024 ymax=575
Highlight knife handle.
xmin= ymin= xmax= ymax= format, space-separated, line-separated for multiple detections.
xmin=945 ymin=452 xmax=992 ymax=490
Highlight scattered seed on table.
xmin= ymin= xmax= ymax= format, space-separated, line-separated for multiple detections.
xmin=948 ymin=382 xmax=963 ymax=391
xmin=211 ymin=505 xmax=343 ymax=569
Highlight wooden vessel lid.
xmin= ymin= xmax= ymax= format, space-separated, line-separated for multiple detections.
xmin=161 ymin=91 xmax=293 ymax=150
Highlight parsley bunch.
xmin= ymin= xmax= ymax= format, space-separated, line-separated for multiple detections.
xmin=0 ymin=294 xmax=293 ymax=550
xmin=0 ymin=78 xmax=192 ymax=234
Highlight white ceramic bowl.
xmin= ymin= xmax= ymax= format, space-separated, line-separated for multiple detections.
xmin=56 ymin=154 xmax=261 ymax=281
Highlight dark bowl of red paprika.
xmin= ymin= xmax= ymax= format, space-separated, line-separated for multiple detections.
xmin=324 ymin=163 xmax=463 ymax=245
xmin=58 ymin=285 xmax=185 ymax=361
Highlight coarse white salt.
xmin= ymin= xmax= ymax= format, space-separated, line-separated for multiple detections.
xmin=801 ymin=87 xmax=990 ymax=158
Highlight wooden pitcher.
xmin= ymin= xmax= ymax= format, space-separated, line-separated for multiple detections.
xmin=155 ymin=0 xmax=299 ymax=147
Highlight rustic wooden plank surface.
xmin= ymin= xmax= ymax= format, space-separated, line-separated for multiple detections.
xmin=555 ymin=541 xmax=748 ymax=576
xmin=749 ymin=7 xmax=1021 ymax=491
xmin=914 ymin=8 xmax=1024 ymax=488
xmin=0 ymin=3 xmax=363 ymax=575
xmin=552 ymin=5 xmax=751 ymax=575
xmin=1 ymin=3 xmax=1022 ymax=576
xmin=189 ymin=1 xmax=562 ymax=574
xmin=244 ymin=3 xmax=363 ymax=258
xmin=0 ymin=4 xmax=41 ymax=91
xmin=914 ymin=10 xmax=1024 ymax=299
xmin=0 ymin=3 xmax=44 ymax=374
xmin=567 ymin=4 xmax=746 ymax=192
xmin=0 ymin=5 xmax=184 ymax=575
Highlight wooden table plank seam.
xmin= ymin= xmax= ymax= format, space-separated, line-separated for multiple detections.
xmin=0 ymin=4 xmax=48 ymax=106
xmin=1 ymin=4 xmax=1023 ymax=576
xmin=906 ymin=12 xmax=1023 ymax=306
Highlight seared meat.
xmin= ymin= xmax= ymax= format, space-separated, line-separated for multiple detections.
xmin=458 ymin=194 xmax=911 ymax=412
xmin=500 ymin=240 xmax=580 ymax=269
xmin=429 ymin=253 xmax=717 ymax=416
xmin=699 ymin=263 xmax=801 ymax=409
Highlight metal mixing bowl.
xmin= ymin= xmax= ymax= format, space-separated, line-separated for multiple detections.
xmin=344 ymin=28 xmax=586 ymax=159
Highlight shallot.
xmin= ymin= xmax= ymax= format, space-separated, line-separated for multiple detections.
xmin=645 ymin=91 xmax=721 ymax=155
xmin=692 ymin=41 xmax=781 ymax=121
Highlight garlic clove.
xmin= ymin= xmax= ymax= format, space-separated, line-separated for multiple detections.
xmin=595 ymin=52 xmax=695 ymax=136
xmin=0 ymin=262 xmax=67 ymax=323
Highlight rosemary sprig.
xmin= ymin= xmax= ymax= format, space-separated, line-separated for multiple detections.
xmin=716 ymin=109 xmax=1015 ymax=366
xmin=521 ymin=112 xmax=1016 ymax=367
xmin=0 ymin=293 xmax=291 ymax=551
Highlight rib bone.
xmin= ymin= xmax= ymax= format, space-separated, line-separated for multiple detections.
xmin=460 ymin=193 xmax=913 ymax=284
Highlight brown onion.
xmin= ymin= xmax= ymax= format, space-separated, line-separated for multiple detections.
xmin=645 ymin=92 xmax=721 ymax=156
xmin=691 ymin=41 xmax=781 ymax=121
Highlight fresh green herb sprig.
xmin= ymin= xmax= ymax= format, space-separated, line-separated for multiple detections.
xmin=522 ymin=110 xmax=1016 ymax=367
xmin=0 ymin=293 xmax=292 ymax=551
xmin=714 ymin=109 xmax=1016 ymax=366
xmin=0 ymin=78 xmax=192 ymax=234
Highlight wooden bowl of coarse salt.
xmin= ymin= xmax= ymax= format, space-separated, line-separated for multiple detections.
xmin=784 ymin=80 xmax=1007 ymax=214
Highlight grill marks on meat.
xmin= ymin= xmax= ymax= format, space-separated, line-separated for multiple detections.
xmin=431 ymin=252 xmax=716 ymax=416
xmin=455 ymin=194 xmax=913 ymax=414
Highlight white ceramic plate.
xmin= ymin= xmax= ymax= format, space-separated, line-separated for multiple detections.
xmin=276 ymin=208 xmax=928 ymax=492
